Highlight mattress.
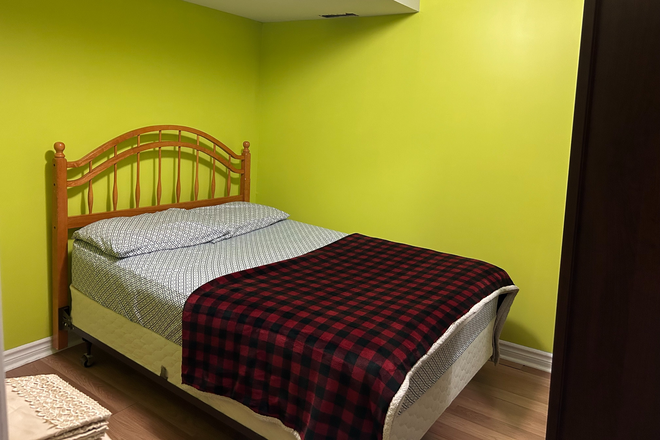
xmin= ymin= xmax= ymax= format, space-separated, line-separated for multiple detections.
xmin=71 ymin=287 xmax=497 ymax=440
xmin=70 ymin=219 xmax=517 ymax=439
xmin=72 ymin=219 xmax=347 ymax=344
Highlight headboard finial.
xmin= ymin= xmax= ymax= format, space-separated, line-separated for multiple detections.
xmin=243 ymin=141 xmax=250 ymax=152
xmin=54 ymin=142 xmax=66 ymax=158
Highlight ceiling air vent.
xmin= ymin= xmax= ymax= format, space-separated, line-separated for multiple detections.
xmin=320 ymin=13 xmax=358 ymax=18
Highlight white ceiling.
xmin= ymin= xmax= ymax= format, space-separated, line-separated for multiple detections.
xmin=183 ymin=0 xmax=419 ymax=23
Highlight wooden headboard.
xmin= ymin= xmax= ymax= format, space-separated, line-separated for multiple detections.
xmin=51 ymin=125 xmax=251 ymax=349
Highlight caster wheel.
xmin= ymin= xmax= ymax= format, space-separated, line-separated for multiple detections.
xmin=81 ymin=353 xmax=95 ymax=368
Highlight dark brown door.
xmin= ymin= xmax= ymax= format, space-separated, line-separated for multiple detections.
xmin=547 ymin=0 xmax=660 ymax=438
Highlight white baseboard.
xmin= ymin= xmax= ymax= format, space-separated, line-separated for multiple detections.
xmin=5 ymin=335 xmax=550 ymax=374
xmin=499 ymin=340 xmax=553 ymax=373
xmin=3 ymin=336 xmax=83 ymax=372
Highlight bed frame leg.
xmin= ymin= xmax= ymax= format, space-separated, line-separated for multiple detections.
xmin=81 ymin=339 xmax=95 ymax=368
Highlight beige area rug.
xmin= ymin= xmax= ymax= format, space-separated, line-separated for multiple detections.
xmin=6 ymin=374 xmax=111 ymax=440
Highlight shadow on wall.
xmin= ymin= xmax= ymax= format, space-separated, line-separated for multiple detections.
xmin=261 ymin=13 xmax=417 ymax=88
xmin=44 ymin=150 xmax=55 ymax=340
xmin=258 ymin=12 xmax=422 ymax=229
xmin=501 ymin=319 xmax=548 ymax=353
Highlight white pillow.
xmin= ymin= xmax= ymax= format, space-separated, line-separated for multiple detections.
xmin=73 ymin=202 xmax=289 ymax=258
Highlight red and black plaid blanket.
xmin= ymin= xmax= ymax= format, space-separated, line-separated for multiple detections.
xmin=182 ymin=234 xmax=514 ymax=439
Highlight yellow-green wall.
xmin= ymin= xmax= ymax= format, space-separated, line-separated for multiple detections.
xmin=258 ymin=0 xmax=584 ymax=352
xmin=1 ymin=0 xmax=584 ymax=354
xmin=0 ymin=0 xmax=261 ymax=350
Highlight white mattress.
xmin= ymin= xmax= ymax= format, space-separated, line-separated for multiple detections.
xmin=72 ymin=220 xmax=347 ymax=345
xmin=71 ymin=286 xmax=511 ymax=440
xmin=70 ymin=218 xmax=518 ymax=438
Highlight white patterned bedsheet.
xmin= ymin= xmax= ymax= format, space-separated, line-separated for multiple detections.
xmin=72 ymin=219 xmax=347 ymax=344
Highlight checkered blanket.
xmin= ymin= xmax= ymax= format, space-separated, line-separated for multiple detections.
xmin=181 ymin=234 xmax=514 ymax=439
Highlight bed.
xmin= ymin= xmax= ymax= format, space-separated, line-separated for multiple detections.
xmin=51 ymin=126 xmax=518 ymax=440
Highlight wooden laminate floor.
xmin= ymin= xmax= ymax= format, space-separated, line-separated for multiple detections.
xmin=7 ymin=345 xmax=549 ymax=439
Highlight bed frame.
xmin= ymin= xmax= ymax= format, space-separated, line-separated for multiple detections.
xmin=50 ymin=126 xmax=510 ymax=440
xmin=51 ymin=125 xmax=251 ymax=351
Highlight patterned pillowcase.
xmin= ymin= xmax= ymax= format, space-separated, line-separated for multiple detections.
xmin=73 ymin=209 xmax=230 ymax=258
xmin=73 ymin=202 xmax=289 ymax=258
xmin=193 ymin=202 xmax=290 ymax=241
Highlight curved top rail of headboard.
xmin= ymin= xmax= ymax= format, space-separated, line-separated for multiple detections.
xmin=65 ymin=125 xmax=244 ymax=168
xmin=50 ymin=125 xmax=251 ymax=349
